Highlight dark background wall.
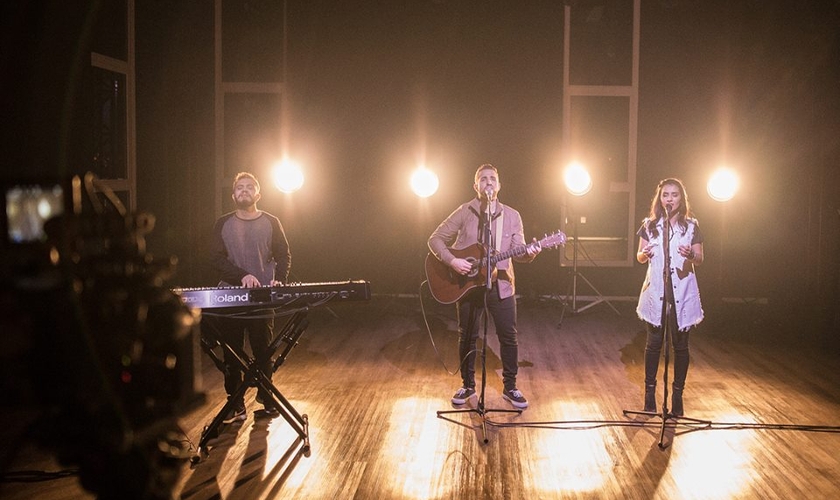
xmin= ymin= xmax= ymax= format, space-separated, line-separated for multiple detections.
xmin=3 ymin=1 xmax=839 ymax=339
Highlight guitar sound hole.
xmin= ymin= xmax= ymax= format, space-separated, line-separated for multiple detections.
xmin=466 ymin=258 xmax=479 ymax=278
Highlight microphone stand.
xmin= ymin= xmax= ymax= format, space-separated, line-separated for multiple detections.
xmin=623 ymin=208 xmax=710 ymax=448
xmin=437 ymin=193 xmax=522 ymax=443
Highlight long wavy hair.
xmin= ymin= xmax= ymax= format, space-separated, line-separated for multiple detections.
xmin=645 ymin=178 xmax=693 ymax=238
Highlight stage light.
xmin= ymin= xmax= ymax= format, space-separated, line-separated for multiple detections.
xmin=410 ymin=166 xmax=439 ymax=198
xmin=559 ymin=161 xmax=616 ymax=315
xmin=707 ymin=168 xmax=739 ymax=202
xmin=271 ymin=159 xmax=305 ymax=193
xmin=707 ymin=167 xmax=740 ymax=300
xmin=563 ymin=162 xmax=592 ymax=196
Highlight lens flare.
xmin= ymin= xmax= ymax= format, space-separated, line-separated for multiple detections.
xmin=563 ymin=162 xmax=592 ymax=196
xmin=707 ymin=168 xmax=739 ymax=202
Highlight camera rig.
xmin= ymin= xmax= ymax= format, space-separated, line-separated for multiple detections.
xmin=1 ymin=173 xmax=204 ymax=498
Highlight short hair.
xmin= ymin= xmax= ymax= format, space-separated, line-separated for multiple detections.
xmin=232 ymin=172 xmax=260 ymax=193
xmin=474 ymin=163 xmax=498 ymax=183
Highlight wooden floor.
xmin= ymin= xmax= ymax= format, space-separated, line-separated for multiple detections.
xmin=3 ymin=296 xmax=840 ymax=499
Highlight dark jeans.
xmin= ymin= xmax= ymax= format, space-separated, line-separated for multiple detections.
xmin=215 ymin=316 xmax=275 ymax=407
xmin=457 ymin=283 xmax=519 ymax=391
xmin=644 ymin=312 xmax=691 ymax=390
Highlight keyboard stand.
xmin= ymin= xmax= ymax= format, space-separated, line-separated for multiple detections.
xmin=191 ymin=307 xmax=311 ymax=465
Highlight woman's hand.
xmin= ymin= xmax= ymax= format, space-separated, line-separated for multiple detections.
xmin=637 ymin=239 xmax=657 ymax=263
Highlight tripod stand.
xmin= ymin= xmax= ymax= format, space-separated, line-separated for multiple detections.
xmin=559 ymin=216 xmax=619 ymax=317
xmin=437 ymin=199 xmax=521 ymax=443
xmin=622 ymin=212 xmax=709 ymax=448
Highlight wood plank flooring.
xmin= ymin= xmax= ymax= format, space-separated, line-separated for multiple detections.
xmin=2 ymin=296 xmax=840 ymax=499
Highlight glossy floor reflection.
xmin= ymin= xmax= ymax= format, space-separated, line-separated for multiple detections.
xmin=2 ymin=297 xmax=839 ymax=499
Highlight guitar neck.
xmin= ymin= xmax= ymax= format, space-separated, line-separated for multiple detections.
xmin=489 ymin=244 xmax=529 ymax=267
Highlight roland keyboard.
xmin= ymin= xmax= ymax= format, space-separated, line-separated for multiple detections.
xmin=173 ymin=280 xmax=371 ymax=310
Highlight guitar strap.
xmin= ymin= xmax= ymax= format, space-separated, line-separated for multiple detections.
xmin=494 ymin=211 xmax=504 ymax=253
xmin=471 ymin=204 xmax=503 ymax=253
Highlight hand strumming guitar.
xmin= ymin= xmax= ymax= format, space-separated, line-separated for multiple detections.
xmin=450 ymin=238 xmax=541 ymax=276
xmin=449 ymin=258 xmax=474 ymax=276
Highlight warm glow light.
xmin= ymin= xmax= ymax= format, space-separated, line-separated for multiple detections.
xmin=272 ymin=159 xmax=305 ymax=193
xmin=528 ymin=400 xmax=609 ymax=494
xmin=410 ymin=167 xmax=439 ymax=198
xmin=385 ymin=398 xmax=454 ymax=499
xmin=707 ymin=168 xmax=739 ymax=202
xmin=662 ymin=411 xmax=758 ymax=498
xmin=563 ymin=162 xmax=592 ymax=196
xmin=273 ymin=413 xmax=317 ymax=489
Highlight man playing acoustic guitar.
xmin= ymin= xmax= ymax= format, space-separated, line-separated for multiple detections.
xmin=427 ymin=163 xmax=542 ymax=409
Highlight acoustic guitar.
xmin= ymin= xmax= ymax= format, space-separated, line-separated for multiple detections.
xmin=425 ymin=230 xmax=566 ymax=304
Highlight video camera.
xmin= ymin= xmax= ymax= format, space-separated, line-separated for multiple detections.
xmin=1 ymin=173 xmax=204 ymax=498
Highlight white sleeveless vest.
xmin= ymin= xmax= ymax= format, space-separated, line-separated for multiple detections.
xmin=636 ymin=217 xmax=704 ymax=330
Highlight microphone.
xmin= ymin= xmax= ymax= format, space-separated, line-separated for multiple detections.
xmin=484 ymin=186 xmax=495 ymax=200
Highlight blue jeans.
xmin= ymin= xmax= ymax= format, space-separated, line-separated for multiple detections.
xmin=457 ymin=283 xmax=519 ymax=391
